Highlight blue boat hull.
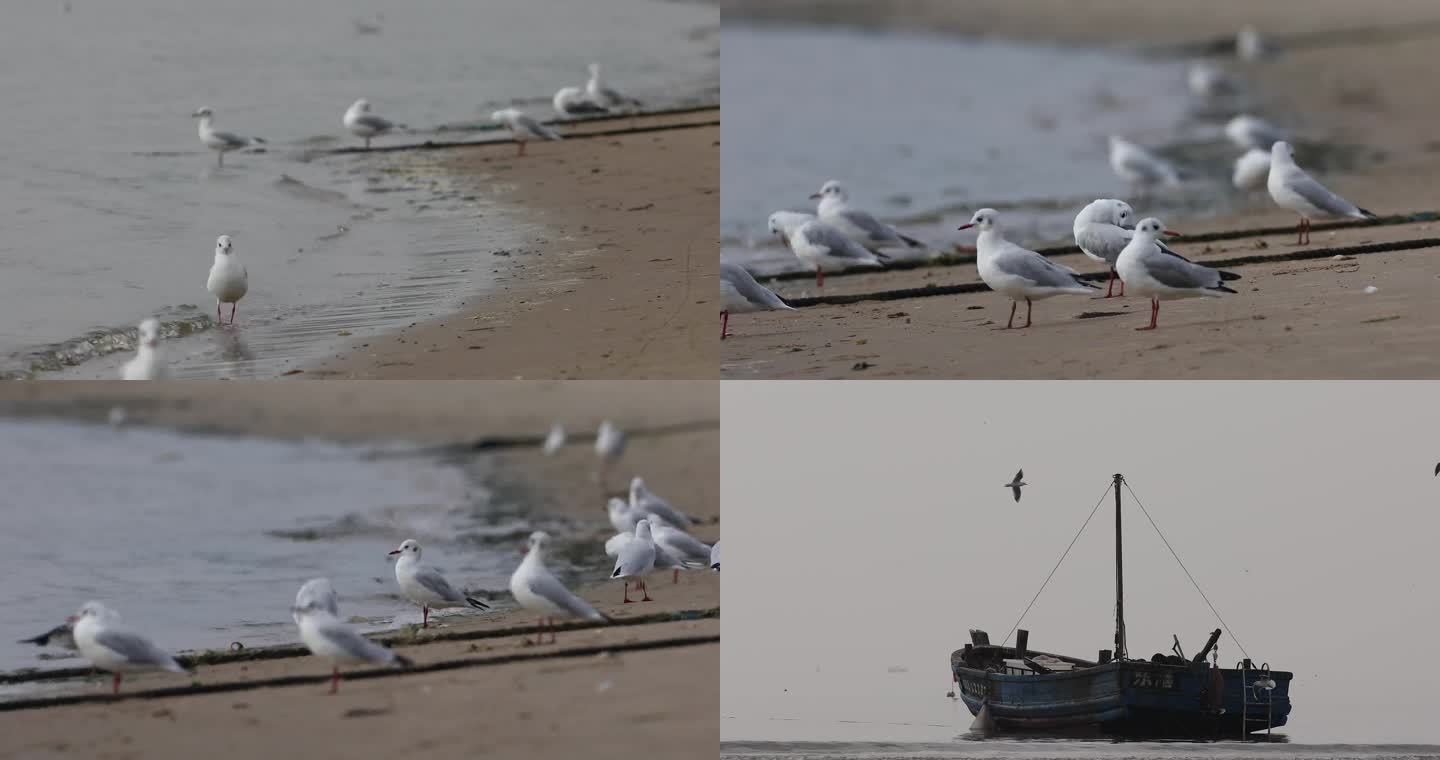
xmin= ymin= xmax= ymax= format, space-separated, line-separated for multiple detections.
xmin=953 ymin=659 xmax=1292 ymax=737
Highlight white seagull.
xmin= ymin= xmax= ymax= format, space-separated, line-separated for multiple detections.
xmin=1073 ymin=199 xmax=1182 ymax=299
xmin=1115 ymin=218 xmax=1240 ymax=330
xmin=810 ymin=181 xmax=925 ymax=251
xmin=70 ymin=602 xmax=187 ymax=695
xmin=492 ymin=108 xmax=562 ymax=157
xmin=121 ymin=318 xmax=167 ymax=380
xmin=1267 ymin=141 xmax=1377 ymax=245
xmin=388 ymin=539 xmax=492 ymax=628
xmin=1187 ymin=62 xmax=1242 ymax=99
xmin=553 ymin=86 xmax=607 ymax=117
xmin=630 ymin=477 xmax=694 ymax=529
xmin=1006 ymin=470 xmax=1026 ymax=503
xmin=769 ymin=211 xmax=885 ymax=289
xmin=191 ymin=107 xmax=264 ymax=167
xmin=19 ymin=622 xmax=77 ymax=650
xmin=343 ymin=98 xmax=395 ymax=149
xmin=650 ymin=523 xmax=711 ymax=584
xmin=1232 ymin=148 xmax=1272 ymax=191
xmin=294 ymin=578 xmax=411 ymax=694
xmin=1225 ymin=115 xmax=1287 ymax=151
xmin=959 ymin=208 xmax=1097 ymax=329
xmin=610 ymin=519 xmax=658 ymax=603
xmin=543 ymin=423 xmax=567 ymax=455
xmin=1109 ymin=136 xmax=1181 ymax=194
xmin=585 ymin=63 xmax=642 ymax=110
xmin=594 ymin=420 xmax=626 ymax=487
xmin=510 ymin=531 xmax=609 ymax=644
xmin=206 ymin=234 xmax=248 ymax=326
xmin=1236 ymin=25 xmax=1274 ymax=61
xmin=721 ymin=260 xmax=793 ymax=339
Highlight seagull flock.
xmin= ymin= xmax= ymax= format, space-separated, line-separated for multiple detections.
xmin=720 ymin=26 xmax=1379 ymax=336
xmin=19 ymin=422 xmax=717 ymax=696
xmin=119 ymin=62 xmax=646 ymax=379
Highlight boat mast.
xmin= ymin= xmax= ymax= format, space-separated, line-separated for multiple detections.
xmin=1114 ymin=473 xmax=1127 ymax=660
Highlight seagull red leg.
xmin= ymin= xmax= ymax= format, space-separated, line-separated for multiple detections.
xmin=113 ymin=673 xmax=122 ymax=695
xmin=623 ymin=580 xmax=634 ymax=603
xmin=641 ymin=580 xmax=653 ymax=602
xmin=1006 ymin=301 xmax=1017 ymax=329
xmin=721 ymin=310 xmax=730 ymax=340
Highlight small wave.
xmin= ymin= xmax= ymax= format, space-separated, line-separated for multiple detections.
xmin=1 ymin=312 xmax=213 ymax=379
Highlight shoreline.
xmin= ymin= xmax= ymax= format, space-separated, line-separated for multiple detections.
xmin=306 ymin=111 xmax=720 ymax=380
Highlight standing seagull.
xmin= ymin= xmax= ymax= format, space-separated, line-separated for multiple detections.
xmin=206 ymin=235 xmax=248 ymax=326
xmin=491 ymin=108 xmax=562 ymax=157
xmin=1073 ymin=199 xmax=1181 ymax=298
xmin=721 ymin=260 xmax=794 ymax=339
xmin=611 ymin=519 xmax=658 ymax=603
xmin=630 ymin=477 xmax=695 ymax=529
xmin=1006 ymin=470 xmax=1026 ymax=503
xmin=1267 ymin=141 xmax=1377 ymax=245
xmin=510 ymin=531 xmax=609 ymax=644
xmin=191 ymin=107 xmax=264 ymax=167
xmin=293 ymin=578 xmax=411 ymax=694
xmin=542 ymin=423 xmax=567 ymax=455
xmin=811 ymin=181 xmax=925 ymax=251
xmin=1108 ymin=136 xmax=1181 ymax=195
xmin=585 ymin=63 xmax=642 ymax=110
xmin=343 ymin=98 xmax=395 ymax=150
xmin=769 ymin=212 xmax=885 ymax=289
xmin=1225 ymin=115 xmax=1287 ymax=152
xmin=70 ymin=602 xmax=187 ymax=695
xmin=388 ymin=539 xmax=491 ymax=628
xmin=1115 ymin=218 xmax=1240 ymax=330
xmin=1232 ymin=149 xmax=1272 ymax=191
xmin=121 ymin=318 xmax=167 ymax=380
xmin=595 ymin=420 xmax=626 ymax=488
xmin=960 ymin=208 xmax=1098 ymax=329
xmin=553 ymin=86 xmax=607 ymax=117
xmin=651 ymin=523 xmax=711 ymax=584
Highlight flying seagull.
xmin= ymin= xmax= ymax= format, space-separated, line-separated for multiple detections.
xmin=1006 ymin=470 xmax=1026 ymax=502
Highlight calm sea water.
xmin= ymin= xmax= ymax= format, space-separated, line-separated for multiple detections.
xmin=721 ymin=741 xmax=1440 ymax=760
xmin=0 ymin=418 xmax=612 ymax=679
xmin=0 ymin=0 xmax=718 ymax=378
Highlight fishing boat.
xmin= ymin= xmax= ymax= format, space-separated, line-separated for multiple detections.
xmin=951 ymin=474 xmax=1292 ymax=738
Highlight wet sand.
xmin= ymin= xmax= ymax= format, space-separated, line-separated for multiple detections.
xmin=310 ymin=113 xmax=720 ymax=380
xmin=720 ymin=0 xmax=1440 ymax=378
xmin=0 ymin=381 xmax=718 ymax=758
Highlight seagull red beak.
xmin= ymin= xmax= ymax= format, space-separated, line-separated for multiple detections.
xmin=808 ymin=193 xmax=822 ymax=199
xmin=957 ymin=223 xmax=975 ymax=231
xmin=387 ymin=549 xmax=401 ymax=556
xmin=65 ymin=616 xmax=78 ymax=623
xmin=1164 ymin=230 xmax=1182 ymax=237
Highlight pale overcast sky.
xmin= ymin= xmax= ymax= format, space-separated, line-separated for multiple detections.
xmin=721 ymin=381 xmax=1440 ymax=744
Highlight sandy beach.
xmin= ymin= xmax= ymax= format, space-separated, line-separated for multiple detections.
xmin=309 ymin=112 xmax=719 ymax=380
xmin=721 ymin=0 xmax=1440 ymax=378
xmin=0 ymin=381 xmax=718 ymax=759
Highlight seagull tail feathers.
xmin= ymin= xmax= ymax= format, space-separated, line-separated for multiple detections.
xmin=465 ymin=596 xmax=491 ymax=611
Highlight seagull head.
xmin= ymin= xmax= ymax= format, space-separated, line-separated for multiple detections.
xmin=138 ymin=318 xmax=161 ymax=349
xmin=214 ymin=235 xmax=234 ymax=256
xmin=766 ymin=211 xmax=811 ymax=243
xmin=1270 ymin=140 xmax=1295 ymax=162
xmin=348 ymin=98 xmax=371 ymax=115
xmin=809 ymin=180 xmax=845 ymax=201
xmin=525 ymin=530 xmax=551 ymax=557
xmin=1133 ymin=217 xmax=1168 ymax=241
xmin=388 ymin=538 xmax=420 ymax=559
xmin=191 ymin=107 xmax=214 ymax=119
xmin=71 ymin=601 xmax=116 ymax=624
xmin=634 ymin=518 xmax=652 ymax=539
xmin=490 ymin=109 xmax=516 ymax=124
xmin=1108 ymin=200 xmax=1135 ymax=228
xmin=957 ymin=208 xmax=999 ymax=233
xmin=607 ymin=497 xmax=629 ymax=516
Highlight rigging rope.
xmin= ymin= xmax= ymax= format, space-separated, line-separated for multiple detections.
xmin=1001 ymin=481 xmax=1114 ymax=648
xmin=1122 ymin=481 xmax=1252 ymax=662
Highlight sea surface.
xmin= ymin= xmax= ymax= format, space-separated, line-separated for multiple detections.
xmin=0 ymin=0 xmax=719 ymax=378
xmin=0 ymin=418 xmax=613 ymax=683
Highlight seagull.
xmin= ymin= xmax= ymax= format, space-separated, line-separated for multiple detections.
xmin=1232 ymin=148 xmax=1272 ymax=191
xmin=610 ymin=519 xmax=658 ymax=603
xmin=1225 ymin=115 xmax=1288 ymax=151
xmin=343 ymin=98 xmax=395 ymax=150
xmin=293 ymin=578 xmax=412 ymax=694
xmin=959 ymin=208 xmax=1098 ymax=328
xmin=553 ymin=86 xmax=607 ymax=117
xmin=710 ymin=541 xmax=720 ymax=572
xmin=1073 ymin=199 xmax=1182 ymax=298
xmin=542 ymin=424 xmax=567 ymax=455
xmin=585 ymin=63 xmax=642 ymax=110
xmin=607 ymin=527 xmax=688 ymax=576
xmin=388 ymin=539 xmax=492 ymax=628
xmin=1109 ymin=136 xmax=1181 ymax=194
xmin=810 ymin=181 xmax=925 ymax=251
xmin=1236 ymin=25 xmax=1274 ymax=61
xmin=1267 ymin=141 xmax=1377 ymax=245
xmin=1187 ymin=62 xmax=1242 ymax=99
xmin=595 ymin=420 xmax=626 ymax=488
xmin=1005 ymin=470 xmax=1026 ymax=503
xmin=607 ymin=497 xmax=647 ymax=535
xmin=1115 ymin=218 xmax=1240 ymax=330
xmin=120 ymin=318 xmax=167 ymax=380
xmin=650 ymin=523 xmax=711 ymax=584
xmin=70 ymin=602 xmax=187 ymax=694
xmin=19 ymin=622 xmax=77 ymax=650
xmin=510 ymin=531 xmax=609 ymax=644
xmin=191 ymin=107 xmax=265 ymax=167
xmin=721 ymin=260 xmax=794 ymax=339
xmin=206 ymin=234 xmax=248 ymax=326
xmin=768 ymin=211 xmax=885 ymax=289
xmin=291 ymin=577 xmax=340 ymax=625
xmin=630 ymin=477 xmax=694 ymax=529
xmin=492 ymin=108 xmax=562 ymax=157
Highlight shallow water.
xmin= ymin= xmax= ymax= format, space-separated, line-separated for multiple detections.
xmin=0 ymin=0 xmax=719 ymax=378
xmin=0 ymin=418 xmax=609 ymax=677
xmin=719 ymin=24 xmax=1264 ymax=276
